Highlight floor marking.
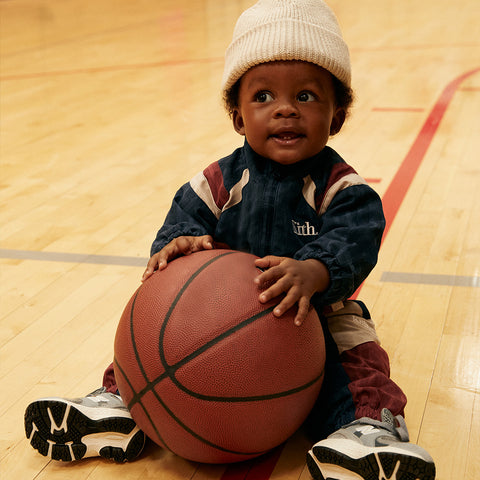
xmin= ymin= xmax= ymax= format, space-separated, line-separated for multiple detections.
xmin=223 ymin=68 xmax=480 ymax=478
xmin=351 ymin=42 xmax=479 ymax=53
xmin=0 ymin=248 xmax=147 ymax=267
xmin=381 ymin=272 xmax=480 ymax=288
xmin=6 ymin=248 xmax=476 ymax=287
xmin=351 ymin=67 xmax=480 ymax=302
xmin=2 ymin=68 xmax=479 ymax=480
xmin=372 ymin=107 xmax=425 ymax=113
xmin=380 ymin=67 xmax=480 ymax=239
xmin=0 ymin=57 xmax=224 ymax=81
xmin=220 ymin=446 xmax=283 ymax=480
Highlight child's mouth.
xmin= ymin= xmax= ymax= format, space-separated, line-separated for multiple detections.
xmin=271 ymin=132 xmax=304 ymax=144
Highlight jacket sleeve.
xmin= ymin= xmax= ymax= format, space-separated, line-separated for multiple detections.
xmin=294 ymin=184 xmax=385 ymax=305
xmin=149 ymin=182 xmax=218 ymax=256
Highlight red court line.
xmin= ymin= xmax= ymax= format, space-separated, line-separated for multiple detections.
xmin=351 ymin=67 xmax=480 ymax=302
xmin=0 ymin=57 xmax=224 ymax=81
xmin=381 ymin=66 xmax=480 ymax=239
xmin=221 ymin=447 xmax=284 ymax=480
xmin=221 ymin=65 xmax=480 ymax=480
xmin=372 ymin=107 xmax=425 ymax=113
xmin=351 ymin=42 xmax=479 ymax=53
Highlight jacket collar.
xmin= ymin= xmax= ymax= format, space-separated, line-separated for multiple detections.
xmin=243 ymin=140 xmax=329 ymax=179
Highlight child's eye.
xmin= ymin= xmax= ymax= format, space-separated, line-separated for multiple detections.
xmin=255 ymin=91 xmax=274 ymax=103
xmin=297 ymin=92 xmax=316 ymax=102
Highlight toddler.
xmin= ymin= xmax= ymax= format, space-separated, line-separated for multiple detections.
xmin=25 ymin=1 xmax=436 ymax=479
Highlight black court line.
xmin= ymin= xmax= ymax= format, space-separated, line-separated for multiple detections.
xmin=0 ymin=248 xmax=148 ymax=267
xmin=2 ymin=249 xmax=479 ymax=287
xmin=381 ymin=271 xmax=479 ymax=288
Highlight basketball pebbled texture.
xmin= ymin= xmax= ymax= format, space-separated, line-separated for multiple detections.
xmin=114 ymin=249 xmax=325 ymax=463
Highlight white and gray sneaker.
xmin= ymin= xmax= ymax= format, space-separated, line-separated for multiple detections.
xmin=24 ymin=387 xmax=145 ymax=462
xmin=307 ymin=409 xmax=435 ymax=480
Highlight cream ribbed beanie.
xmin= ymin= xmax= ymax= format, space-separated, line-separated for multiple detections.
xmin=221 ymin=0 xmax=351 ymax=95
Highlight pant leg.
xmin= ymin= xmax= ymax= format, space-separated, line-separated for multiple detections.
xmin=306 ymin=300 xmax=407 ymax=441
xmin=102 ymin=362 xmax=119 ymax=394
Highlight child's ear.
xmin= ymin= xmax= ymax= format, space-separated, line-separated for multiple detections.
xmin=330 ymin=107 xmax=346 ymax=136
xmin=232 ymin=109 xmax=246 ymax=136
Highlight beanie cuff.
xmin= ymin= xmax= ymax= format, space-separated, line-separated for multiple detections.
xmin=221 ymin=0 xmax=352 ymax=95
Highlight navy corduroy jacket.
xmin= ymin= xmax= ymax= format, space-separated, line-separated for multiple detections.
xmin=151 ymin=141 xmax=385 ymax=306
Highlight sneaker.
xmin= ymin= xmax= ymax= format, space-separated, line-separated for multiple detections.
xmin=306 ymin=409 xmax=436 ymax=480
xmin=24 ymin=387 xmax=145 ymax=462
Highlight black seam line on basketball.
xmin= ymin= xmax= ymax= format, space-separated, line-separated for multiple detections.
xmin=126 ymin=251 xmax=236 ymax=411
xmin=126 ymin=252 xmax=268 ymax=409
xmin=157 ymin=250 xmax=237 ymax=370
xmin=127 ymin=304 xmax=276 ymax=409
xmin=129 ymin=289 xmax=151 ymax=384
xmin=122 ymin=252 xmax=266 ymax=456
xmin=117 ymin=355 xmax=267 ymax=457
xmin=166 ymin=305 xmax=326 ymax=402
xmin=121 ymin=251 xmax=275 ymax=457
xmin=172 ymin=366 xmax=325 ymax=403
xmin=122 ymin=251 xmax=289 ymax=457
xmin=112 ymin=357 xmax=173 ymax=453
xmin=118 ymin=288 xmax=179 ymax=453
xmin=139 ymin=376 xmax=270 ymax=457
xmin=128 ymin=300 xmax=323 ymax=403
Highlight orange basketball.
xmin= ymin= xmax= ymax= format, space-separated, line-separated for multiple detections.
xmin=113 ymin=249 xmax=325 ymax=464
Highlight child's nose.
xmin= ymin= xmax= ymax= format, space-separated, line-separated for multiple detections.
xmin=273 ymin=99 xmax=300 ymax=118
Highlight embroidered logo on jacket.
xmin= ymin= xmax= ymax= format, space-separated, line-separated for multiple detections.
xmin=292 ymin=220 xmax=318 ymax=236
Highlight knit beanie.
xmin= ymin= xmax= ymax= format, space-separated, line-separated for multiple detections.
xmin=221 ymin=0 xmax=351 ymax=95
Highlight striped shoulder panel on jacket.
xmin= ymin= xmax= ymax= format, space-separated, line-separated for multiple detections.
xmin=189 ymin=162 xmax=250 ymax=220
xmin=302 ymin=162 xmax=367 ymax=215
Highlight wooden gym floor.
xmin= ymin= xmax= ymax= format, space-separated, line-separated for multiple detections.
xmin=1 ymin=0 xmax=479 ymax=478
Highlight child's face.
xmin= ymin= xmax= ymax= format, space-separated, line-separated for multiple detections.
xmin=233 ymin=61 xmax=345 ymax=165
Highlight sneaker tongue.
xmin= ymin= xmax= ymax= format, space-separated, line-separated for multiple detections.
xmin=381 ymin=408 xmax=410 ymax=442
xmin=380 ymin=408 xmax=396 ymax=428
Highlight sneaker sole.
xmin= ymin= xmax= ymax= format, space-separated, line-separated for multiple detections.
xmin=307 ymin=445 xmax=436 ymax=480
xmin=25 ymin=399 xmax=145 ymax=462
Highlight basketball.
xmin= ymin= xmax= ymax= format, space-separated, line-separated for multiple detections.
xmin=113 ymin=249 xmax=325 ymax=464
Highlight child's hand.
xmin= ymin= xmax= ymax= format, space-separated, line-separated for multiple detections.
xmin=142 ymin=235 xmax=213 ymax=282
xmin=254 ymin=256 xmax=330 ymax=326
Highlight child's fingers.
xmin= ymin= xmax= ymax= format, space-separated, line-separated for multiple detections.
xmin=178 ymin=235 xmax=213 ymax=255
xmin=198 ymin=235 xmax=214 ymax=251
xmin=255 ymin=267 xmax=276 ymax=289
xmin=272 ymin=293 xmax=297 ymax=317
xmin=141 ymin=268 xmax=152 ymax=282
xmin=272 ymin=292 xmax=312 ymax=326
xmin=141 ymin=262 xmax=156 ymax=282
xmin=142 ymin=235 xmax=214 ymax=282
xmin=254 ymin=255 xmax=284 ymax=270
xmin=293 ymin=297 xmax=311 ymax=326
xmin=141 ymin=243 xmax=179 ymax=282
xmin=257 ymin=269 xmax=288 ymax=302
xmin=278 ymin=285 xmax=303 ymax=312
xmin=141 ymin=253 xmax=165 ymax=282
xmin=254 ymin=260 xmax=286 ymax=290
